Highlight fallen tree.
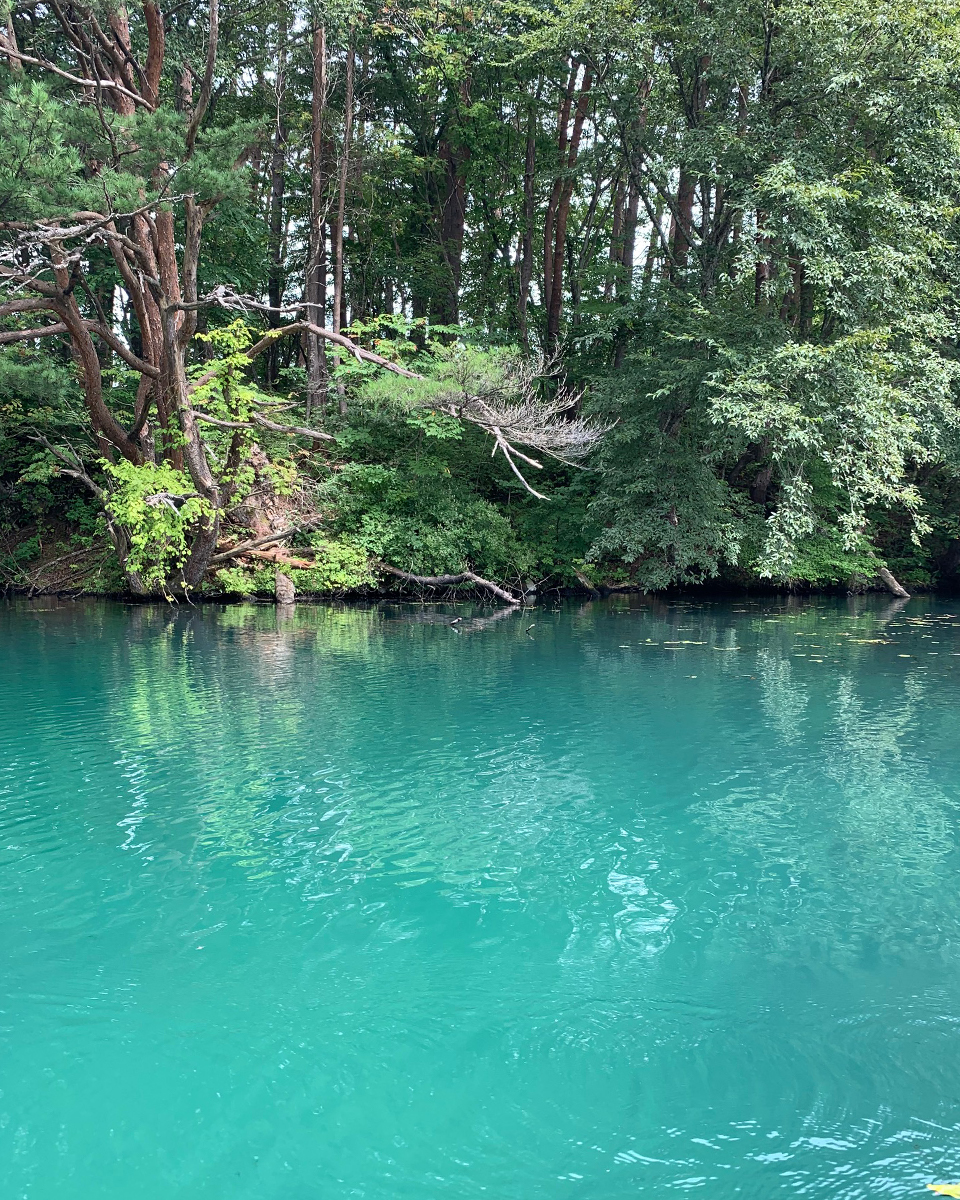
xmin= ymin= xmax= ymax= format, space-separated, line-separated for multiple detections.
xmin=375 ymin=562 xmax=522 ymax=605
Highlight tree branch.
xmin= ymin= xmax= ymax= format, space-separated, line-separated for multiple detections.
xmin=190 ymin=409 xmax=335 ymax=441
xmin=29 ymin=434 xmax=105 ymax=501
xmin=251 ymin=412 xmax=335 ymax=440
xmin=0 ymin=297 xmax=54 ymax=318
xmin=208 ymin=523 xmax=318 ymax=565
xmin=0 ymin=44 xmax=150 ymax=107
xmin=185 ymin=312 xmax=421 ymax=394
xmin=84 ymin=321 xmax=160 ymax=376
xmin=185 ymin=0 xmax=218 ymax=152
xmin=0 ymin=322 xmax=68 ymax=343
xmin=375 ymin=561 xmax=520 ymax=605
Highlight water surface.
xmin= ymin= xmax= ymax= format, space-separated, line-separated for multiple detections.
xmin=2 ymin=595 xmax=960 ymax=1199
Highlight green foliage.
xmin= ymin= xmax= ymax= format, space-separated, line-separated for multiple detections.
xmin=290 ymin=537 xmax=375 ymax=593
xmin=4 ymin=0 xmax=960 ymax=596
xmin=781 ymin=531 xmax=882 ymax=584
xmin=0 ymin=81 xmax=79 ymax=218
xmin=326 ymin=460 xmax=534 ymax=579
xmin=213 ymin=540 xmax=374 ymax=596
xmin=213 ymin=564 xmax=276 ymax=595
xmin=102 ymin=461 xmax=211 ymax=591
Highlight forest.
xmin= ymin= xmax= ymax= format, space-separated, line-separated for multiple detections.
xmin=1 ymin=0 xmax=960 ymax=601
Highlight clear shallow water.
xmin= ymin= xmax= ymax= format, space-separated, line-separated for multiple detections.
xmin=2 ymin=596 xmax=960 ymax=1199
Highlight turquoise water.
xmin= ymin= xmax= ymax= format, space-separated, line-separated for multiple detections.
xmin=2 ymin=597 xmax=960 ymax=1199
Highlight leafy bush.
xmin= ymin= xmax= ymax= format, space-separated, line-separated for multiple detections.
xmin=103 ymin=460 xmax=210 ymax=590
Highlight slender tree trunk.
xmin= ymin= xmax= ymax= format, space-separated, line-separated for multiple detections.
xmin=3 ymin=8 xmax=22 ymax=73
xmin=640 ymin=196 xmax=664 ymax=298
xmin=611 ymin=179 xmax=641 ymax=370
xmin=543 ymin=64 xmax=577 ymax=316
xmin=266 ymin=14 xmax=288 ymax=386
xmin=305 ymin=24 xmax=328 ymax=418
xmin=669 ymin=169 xmax=695 ymax=275
xmin=518 ymin=87 xmax=539 ymax=350
xmin=332 ymin=37 xmax=354 ymax=415
xmin=605 ymin=180 xmax=625 ymax=302
xmin=618 ymin=178 xmax=640 ymax=298
xmin=435 ymin=76 xmax=470 ymax=328
xmin=546 ymin=64 xmax=592 ymax=345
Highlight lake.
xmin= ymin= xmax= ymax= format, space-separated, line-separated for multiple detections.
xmin=2 ymin=595 xmax=960 ymax=1199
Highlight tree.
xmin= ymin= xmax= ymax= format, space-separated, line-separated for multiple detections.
xmin=2 ymin=0 xmax=959 ymax=600
xmin=0 ymin=0 xmax=596 ymax=598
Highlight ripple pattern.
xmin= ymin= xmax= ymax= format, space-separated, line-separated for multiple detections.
xmin=2 ymin=596 xmax=960 ymax=1199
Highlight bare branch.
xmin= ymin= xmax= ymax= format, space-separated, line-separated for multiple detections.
xmin=208 ymin=523 xmax=319 ymax=565
xmin=191 ymin=412 xmax=249 ymax=430
xmin=440 ymin=352 xmax=607 ymax=469
xmin=0 ymin=298 xmax=54 ymax=319
xmin=0 ymin=322 xmax=68 ymax=343
xmin=29 ymin=434 xmax=105 ymax=501
xmin=251 ymin=413 xmax=335 ymax=441
xmin=84 ymin=322 xmax=160 ymax=377
xmin=191 ymin=409 xmax=335 ymax=441
xmin=375 ymin=561 xmax=521 ymax=605
xmin=492 ymin=435 xmax=550 ymax=499
xmin=0 ymin=44 xmax=150 ymax=107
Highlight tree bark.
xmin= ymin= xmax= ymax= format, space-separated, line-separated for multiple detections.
xmin=669 ymin=169 xmax=695 ymax=275
xmin=275 ymin=570 xmax=296 ymax=604
xmin=305 ymin=24 xmax=329 ymax=417
xmin=435 ymin=77 xmax=470 ymax=328
xmin=266 ymin=12 xmax=289 ymax=386
xmin=543 ymin=63 xmax=578 ymax=317
xmin=517 ymin=87 xmax=539 ymax=350
xmin=546 ymin=64 xmax=592 ymax=345
xmin=376 ymin=562 xmax=520 ymax=605
xmin=877 ymin=567 xmax=910 ymax=598
xmin=332 ymin=37 xmax=354 ymax=415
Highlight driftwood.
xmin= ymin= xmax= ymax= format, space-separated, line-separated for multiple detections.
xmin=208 ymin=524 xmax=317 ymax=566
xmin=375 ymin=562 xmax=520 ymax=605
xmin=572 ymin=566 xmax=601 ymax=598
xmin=210 ymin=529 xmax=520 ymax=604
xmin=876 ymin=567 xmax=910 ymax=599
xmin=247 ymin=548 xmax=313 ymax=568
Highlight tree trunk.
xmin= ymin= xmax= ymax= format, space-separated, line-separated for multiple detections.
xmin=435 ymin=79 xmax=470 ymax=328
xmin=543 ymin=63 xmax=578 ymax=317
xmin=305 ymin=24 xmax=328 ymax=417
xmin=546 ymin=64 xmax=592 ymax=345
xmin=612 ymin=180 xmax=641 ymax=370
xmin=877 ymin=567 xmax=910 ymax=598
xmin=669 ymin=169 xmax=695 ymax=276
xmin=275 ymin=570 xmax=296 ymax=604
xmin=332 ymin=38 xmax=354 ymax=415
xmin=605 ymin=180 xmax=625 ymax=302
xmin=518 ymin=88 xmax=538 ymax=350
xmin=266 ymin=14 xmax=288 ymax=386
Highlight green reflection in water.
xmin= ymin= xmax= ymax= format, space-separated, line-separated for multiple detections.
xmin=2 ymin=595 xmax=960 ymax=1199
